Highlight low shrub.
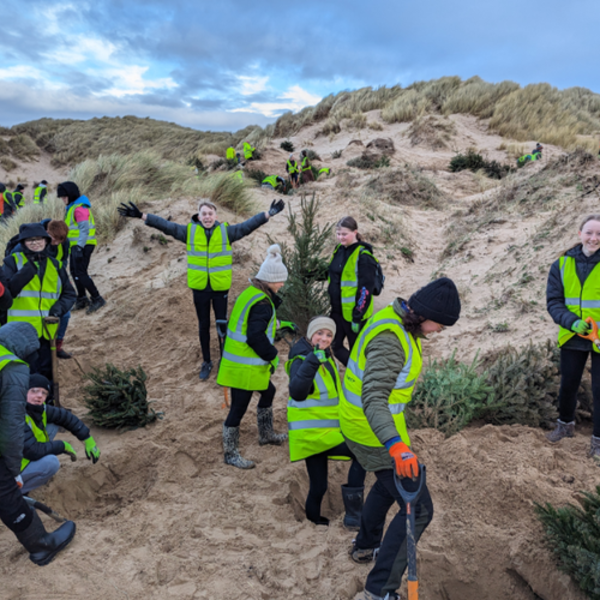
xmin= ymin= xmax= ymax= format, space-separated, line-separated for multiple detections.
xmin=347 ymin=152 xmax=389 ymax=169
xmin=0 ymin=157 xmax=17 ymax=171
xmin=407 ymin=115 xmax=456 ymax=149
xmin=280 ymin=140 xmax=295 ymax=152
xmin=449 ymin=149 xmax=512 ymax=179
xmin=245 ymin=168 xmax=267 ymax=185
xmin=8 ymin=134 xmax=40 ymax=161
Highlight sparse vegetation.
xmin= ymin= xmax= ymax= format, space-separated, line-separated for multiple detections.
xmin=347 ymin=152 xmax=390 ymax=169
xmin=449 ymin=149 xmax=512 ymax=179
xmin=407 ymin=115 xmax=456 ymax=149
xmin=280 ymin=140 xmax=294 ymax=152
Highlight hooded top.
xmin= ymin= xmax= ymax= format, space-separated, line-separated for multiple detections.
xmin=56 ymin=181 xmax=81 ymax=204
xmin=17 ymin=223 xmax=51 ymax=243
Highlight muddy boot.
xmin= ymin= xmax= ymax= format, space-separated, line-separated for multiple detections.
xmin=341 ymin=485 xmax=364 ymax=531
xmin=16 ymin=510 xmax=76 ymax=566
xmin=546 ymin=419 xmax=575 ymax=443
xmin=349 ymin=539 xmax=380 ymax=564
xmin=353 ymin=591 xmax=398 ymax=600
xmin=257 ymin=406 xmax=287 ymax=446
xmin=56 ymin=339 xmax=72 ymax=360
xmin=72 ymin=296 xmax=89 ymax=311
xmin=590 ymin=436 xmax=600 ymax=464
xmin=222 ymin=424 xmax=255 ymax=469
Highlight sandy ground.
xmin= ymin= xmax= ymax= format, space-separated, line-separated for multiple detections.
xmin=1 ymin=115 xmax=599 ymax=599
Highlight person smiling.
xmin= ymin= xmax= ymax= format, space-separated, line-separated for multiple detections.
xmin=546 ymin=214 xmax=600 ymax=460
xmin=118 ymin=198 xmax=285 ymax=380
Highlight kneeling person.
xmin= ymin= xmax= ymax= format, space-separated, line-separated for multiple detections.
xmin=21 ymin=374 xmax=100 ymax=494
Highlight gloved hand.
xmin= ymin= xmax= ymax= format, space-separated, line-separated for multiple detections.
xmin=313 ymin=344 xmax=327 ymax=364
xmin=15 ymin=474 xmax=23 ymax=489
xmin=268 ymin=199 xmax=285 ymax=217
xmin=118 ymin=201 xmax=143 ymax=219
xmin=270 ymin=355 xmax=280 ymax=374
xmin=389 ymin=441 xmax=419 ymax=479
xmin=351 ymin=321 xmax=361 ymax=334
xmin=572 ymin=319 xmax=591 ymax=334
xmin=71 ymin=245 xmax=84 ymax=261
xmin=279 ymin=320 xmax=298 ymax=333
xmin=84 ymin=436 xmax=101 ymax=464
xmin=63 ymin=441 xmax=78 ymax=462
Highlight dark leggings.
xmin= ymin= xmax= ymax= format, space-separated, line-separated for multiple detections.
xmin=192 ymin=289 xmax=228 ymax=363
xmin=330 ymin=312 xmax=361 ymax=367
xmin=558 ymin=348 xmax=600 ymax=436
xmin=224 ymin=382 xmax=276 ymax=427
xmin=70 ymin=245 xmax=100 ymax=299
xmin=304 ymin=442 xmax=366 ymax=523
xmin=0 ymin=458 xmax=33 ymax=535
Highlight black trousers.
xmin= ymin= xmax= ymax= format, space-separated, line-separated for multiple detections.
xmin=192 ymin=289 xmax=228 ymax=363
xmin=70 ymin=245 xmax=100 ymax=299
xmin=558 ymin=348 xmax=600 ymax=436
xmin=356 ymin=469 xmax=433 ymax=598
xmin=0 ymin=458 xmax=33 ymax=534
xmin=331 ymin=312 xmax=362 ymax=367
xmin=224 ymin=382 xmax=276 ymax=427
xmin=304 ymin=441 xmax=366 ymax=523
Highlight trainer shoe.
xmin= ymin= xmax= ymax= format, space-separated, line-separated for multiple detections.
xmin=349 ymin=539 xmax=380 ymax=564
xmin=86 ymin=296 xmax=106 ymax=314
xmin=199 ymin=361 xmax=213 ymax=380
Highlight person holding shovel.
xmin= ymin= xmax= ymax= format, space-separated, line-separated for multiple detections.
xmin=546 ymin=214 xmax=600 ymax=460
xmin=19 ymin=374 xmax=100 ymax=494
xmin=118 ymin=198 xmax=285 ymax=380
xmin=286 ymin=315 xmax=366 ymax=527
xmin=2 ymin=223 xmax=76 ymax=391
xmin=340 ymin=278 xmax=461 ymax=600
xmin=216 ymin=244 xmax=288 ymax=469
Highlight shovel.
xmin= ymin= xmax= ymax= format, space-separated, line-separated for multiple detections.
xmin=42 ymin=316 xmax=61 ymax=408
xmin=393 ymin=464 xmax=426 ymax=600
xmin=24 ymin=496 xmax=67 ymax=523
xmin=216 ymin=319 xmax=230 ymax=409
xmin=578 ymin=317 xmax=600 ymax=350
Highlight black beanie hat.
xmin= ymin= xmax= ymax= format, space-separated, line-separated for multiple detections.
xmin=29 ymin=373 xmax=51 ymax=392
xmin=408 ymin=277 xmax=461 ymax=326
xmin=0 ymin=182 xmax=5 ymax=193
xmin=56 ymin=181 xmax=81 ymax=203
xmin=15 ymin=184 xmax=24 ymax=191
xmin=17 ymin=222 xmax=51 ymax=243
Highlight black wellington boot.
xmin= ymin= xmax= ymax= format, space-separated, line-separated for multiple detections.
xmin=16 ymin=510 xmax=76 ymax=566
xmin=341 ymin=485 xmax=364 ymax=531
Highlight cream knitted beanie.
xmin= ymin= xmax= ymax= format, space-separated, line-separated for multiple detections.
xmin=255 ymin=244 xmax=289 ymax=283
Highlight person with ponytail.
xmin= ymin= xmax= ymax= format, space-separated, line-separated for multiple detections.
xmin=546 ymin=214 xmax=600 ymax=461
xmin=327 ymin=217 xmax=379 ymax=366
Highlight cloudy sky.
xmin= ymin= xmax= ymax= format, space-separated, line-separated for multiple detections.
xmin=1 ymin=0 xmax=598 ymax=131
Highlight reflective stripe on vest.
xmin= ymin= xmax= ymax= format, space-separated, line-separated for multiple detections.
xmin=65 ymin=198 xmax=97 ymax=247
xmin=21 ymin=408 xmax=49 ymax=471
xmin=216 ymin=285 xmax=276 ymax=391
xmin=33 ymin=185 xmax=46 ymax=204
xmin=287 ymin=160 xmax=298 ymax=174
xmin=0 ymin=346 xmax=26 ymax=461
xmin=558 ymin=256 xmax=600 ymax=353
xmin=13 ymin=191 xmax=25 ymax=208
xmin=331 ymin=245 xmax=375 ymax=323
xmin=186 ymin=223 xmax=232 ymax=291
xmin=339 ymin=305 xmax=422 ymax=448
xmin=301 ymin=157 xmax=311 ymax=171
xmin=286 ymin=355 xmax=347 ymax=462
xmin=7 ymin=253 xmax=62 ymax=339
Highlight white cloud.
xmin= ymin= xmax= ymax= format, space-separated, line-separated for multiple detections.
xmin=0 ymin=65 xmax=45 ymax=80
xmin=232 ymin=84 xmax=322 ymax=117
xmin=238 ymin=75 xmax=269 ymax=96
xmin=44 ymin=37 xmax=117 ymax=66
xmin=101 ymin=65 xmax=178 ymax=97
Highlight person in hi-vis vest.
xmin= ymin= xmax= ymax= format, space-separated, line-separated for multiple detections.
xmin=546 ymin=214 xmax=600 ymax=460
xmin=33 ymin=181 xmax=48 ymax=205
xmin=217 ymin=244 xmax=288 ymax=469
xmin=286 ymin=316 xmax=366 ymax=527
xmin=341 ymin=278 xmax=460 ymax=600
xmin=118 ymin=198 xmax=286 ymax=380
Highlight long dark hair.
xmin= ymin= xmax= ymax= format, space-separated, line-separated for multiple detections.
xmin=336 ymin=216 xmax=363 ymax=242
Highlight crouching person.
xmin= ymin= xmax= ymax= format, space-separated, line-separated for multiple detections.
xmin=20 ymin=374 xmax=100 ymax=495
xmin=217 ymin=244 xmax=288 ymax=469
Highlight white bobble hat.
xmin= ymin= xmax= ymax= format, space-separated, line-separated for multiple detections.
xmin=256 ymin=244 xmax=288 ymax=283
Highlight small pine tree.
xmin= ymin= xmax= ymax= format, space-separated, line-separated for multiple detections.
xmin=280 ymin=140 xmax=294 ymax=152
xmin=83 ymin=364 xmax=162 ymax=429
xmin=536 ymin=487 xmax=600 ymax=599
xmin=269 ymin=193 xmax=333 ymax=334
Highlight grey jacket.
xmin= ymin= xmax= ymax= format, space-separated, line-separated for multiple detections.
xmin=0 ymin=323 xmax=40 ymax=477
xmin=345 ymin=298 xmax=415 ymax=472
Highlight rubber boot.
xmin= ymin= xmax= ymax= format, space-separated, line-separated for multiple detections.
xmin=56 ymin=339 xmax=72 ymax=360
xmin=222 ymin=424 xmax=255 ymax=469
xmin=257 ymin=407 xmax=287 ymax=446
xmin=341 ymin=485 xmax=364 ymax=531
xmin=15 ymin=510 xmax=76 ymax=566
xmin=546 ymin=419 xmax=575 ymax=443
xmin=590 ymin=435 xmax=600 ymax=464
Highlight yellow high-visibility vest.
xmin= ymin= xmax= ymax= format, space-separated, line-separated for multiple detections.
xmin=186 ymin=223 xmax=232 ymax=291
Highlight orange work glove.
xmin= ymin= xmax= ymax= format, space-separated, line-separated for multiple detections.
xmin=389 ymin=442 xmax=419 ymax=479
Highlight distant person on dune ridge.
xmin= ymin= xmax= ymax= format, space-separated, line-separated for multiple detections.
xmin=57 ymin=181 xmax=106 ymax=314
xmin=118 ymin=198 xmax=286 ymax=381
xmin=546 ymin=214 xmax=600 ymax=461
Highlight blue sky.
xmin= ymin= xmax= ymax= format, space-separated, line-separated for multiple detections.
xmin=1 ymin=0 xmax=598 ymax=131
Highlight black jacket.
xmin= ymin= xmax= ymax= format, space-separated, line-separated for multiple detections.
xmin=0 ymin=323 xmax=40 ymax=477
xmin=3 ymin=251 xmax=76 ymax=319
xmin=328 ymin=242 xmax=378 ymax=322
xmin=287 ymin=337 xmax=337 ymax=400
xmin=145 ymin=212 xmax=268 ymax=291
xmin=547 ymin=244 xmax=600 ymax=351
xmin=246 ymin=287 xmax=282 ymax=363
xmin=23 ymin=403 xmax=90 ymax=462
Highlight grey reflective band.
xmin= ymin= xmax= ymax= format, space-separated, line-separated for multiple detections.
xmin=288 ymin=419 xmax=340 ymax=431
xmin=341 ymin=297 xmax=355 ymax=303
xmin=287 ymin=396 xmax=339 ymax=409
xmin=341 ymin=281 xmax=356 ymax=288
xmin=208 ymin=265 xmax=231 ymax=273
xmin=16 ymin=254 xmax=24 ymax=270
xmin=565 ymin=298 xmax=579 ymax=306
xmin=222 ymin=350 xmax=269 ymax=366
xmin=230 ymin=292 xmax=265 ymax=336
xmin=560 ymin=257 xmax=566 ymax=284
xmin=581 ymin=300 xmax=600 ymax=308
xmin=0 ymin=353 xmax=17 ymax=362
xmin=187 ymin=250 xmax=233 ymax=258
xmin=226 ymin=330 xmax=247 ymax=343
xmin=187 ymin=264 xmax=208 ymax=271
xmin=341 ymin=384 xmax=363 ymax=408
xmin=389 ymin=403 xmax=407 ymax=415
xmin=18 ymin=291 xmax=60 ymax=300
xmin=8 ymin=309 xmax=50 ymax=317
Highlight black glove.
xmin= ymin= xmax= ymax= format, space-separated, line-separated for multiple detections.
xmin=268 ymin=199 xmax=285 ymax=217
xmin=118 ymin=202 xmax=143 ymax=219
xmin=71 ymin=245 xmax=84 ymax=260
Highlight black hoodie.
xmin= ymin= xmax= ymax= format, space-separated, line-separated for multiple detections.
xmin=287 ymin=337 xmax=338 ymax=400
